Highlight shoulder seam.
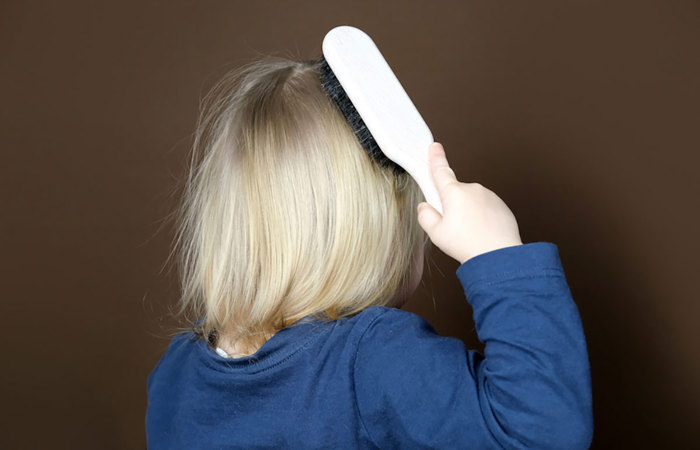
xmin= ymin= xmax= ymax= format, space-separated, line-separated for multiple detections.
xmin=351 ymin=307 xmax=393 ymax=448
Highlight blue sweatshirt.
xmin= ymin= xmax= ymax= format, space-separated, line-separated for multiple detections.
xmin=146 ymin=242 xmax=593 ymax=449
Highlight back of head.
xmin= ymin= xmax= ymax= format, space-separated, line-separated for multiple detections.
xmin=172 ymin=56 xmax=426 ymax=354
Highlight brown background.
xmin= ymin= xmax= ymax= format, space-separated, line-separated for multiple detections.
xmin=2 ymin=0 xmax=698 ymax=448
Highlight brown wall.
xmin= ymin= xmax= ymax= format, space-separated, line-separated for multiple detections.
xmin=2 ymin=1 xmax=698 ymax=448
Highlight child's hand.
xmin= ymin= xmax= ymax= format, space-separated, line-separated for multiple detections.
xmin=417 ymin=142 xmax=523 ymax=264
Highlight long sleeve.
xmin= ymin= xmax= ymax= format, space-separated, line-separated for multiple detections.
xmin=353 ymin=242 xmax=593 ymax=449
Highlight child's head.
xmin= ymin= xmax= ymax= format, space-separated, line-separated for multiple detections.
xmin=173 ymin=56 xmax=428 ymax=353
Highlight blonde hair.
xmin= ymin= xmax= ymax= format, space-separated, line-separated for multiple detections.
xmin=170 ymin=56 xmax=428 ymax=355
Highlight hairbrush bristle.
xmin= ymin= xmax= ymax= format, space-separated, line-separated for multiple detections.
xmin=318 ymin=56 xmax=405 ymax=176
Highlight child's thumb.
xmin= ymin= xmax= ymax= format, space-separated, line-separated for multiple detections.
xmin=417 ymin=202 xmax=441 ymax=235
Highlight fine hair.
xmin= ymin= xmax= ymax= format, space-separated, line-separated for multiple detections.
xmin=168 ymin=55 xmax=428 ymax=355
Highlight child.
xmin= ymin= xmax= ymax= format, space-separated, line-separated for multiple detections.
xmin=146 ymin=56 xmax=593 ymax=449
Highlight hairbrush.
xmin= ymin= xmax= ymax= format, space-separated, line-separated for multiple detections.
xmin=319 ymin=25 xmax=443 ymax=215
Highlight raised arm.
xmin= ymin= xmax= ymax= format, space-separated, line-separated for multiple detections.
xmin=353 ymin=243 xmax=593 ymax=448
xmin=352 ymin=143 xmax=593 ymax=448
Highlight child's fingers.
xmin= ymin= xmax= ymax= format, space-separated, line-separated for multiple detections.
xmin=428 ymin=143 xmax=458 ymax=202
xmin=417 ymin=202 xmax=441 ymax=235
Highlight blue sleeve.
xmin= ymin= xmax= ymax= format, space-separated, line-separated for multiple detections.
xmin=353 ymin=242 xmax=593 ymax=449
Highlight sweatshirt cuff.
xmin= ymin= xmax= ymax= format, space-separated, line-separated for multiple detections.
xmin=456 ymin=242 xmax=565 ymax=299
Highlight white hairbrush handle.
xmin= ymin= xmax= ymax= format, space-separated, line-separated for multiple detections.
xmin=322 ymin=26 xmax=443 ymax=215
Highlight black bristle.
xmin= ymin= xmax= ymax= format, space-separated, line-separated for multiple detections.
xmin=318 ymin=56 xmax=405 ymax=176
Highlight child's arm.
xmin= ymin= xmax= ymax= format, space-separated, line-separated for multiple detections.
xmin=353 ymin=242 xmax=593 ymax=449
xmin=351 ymin=143 xmax=592 ymax=448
